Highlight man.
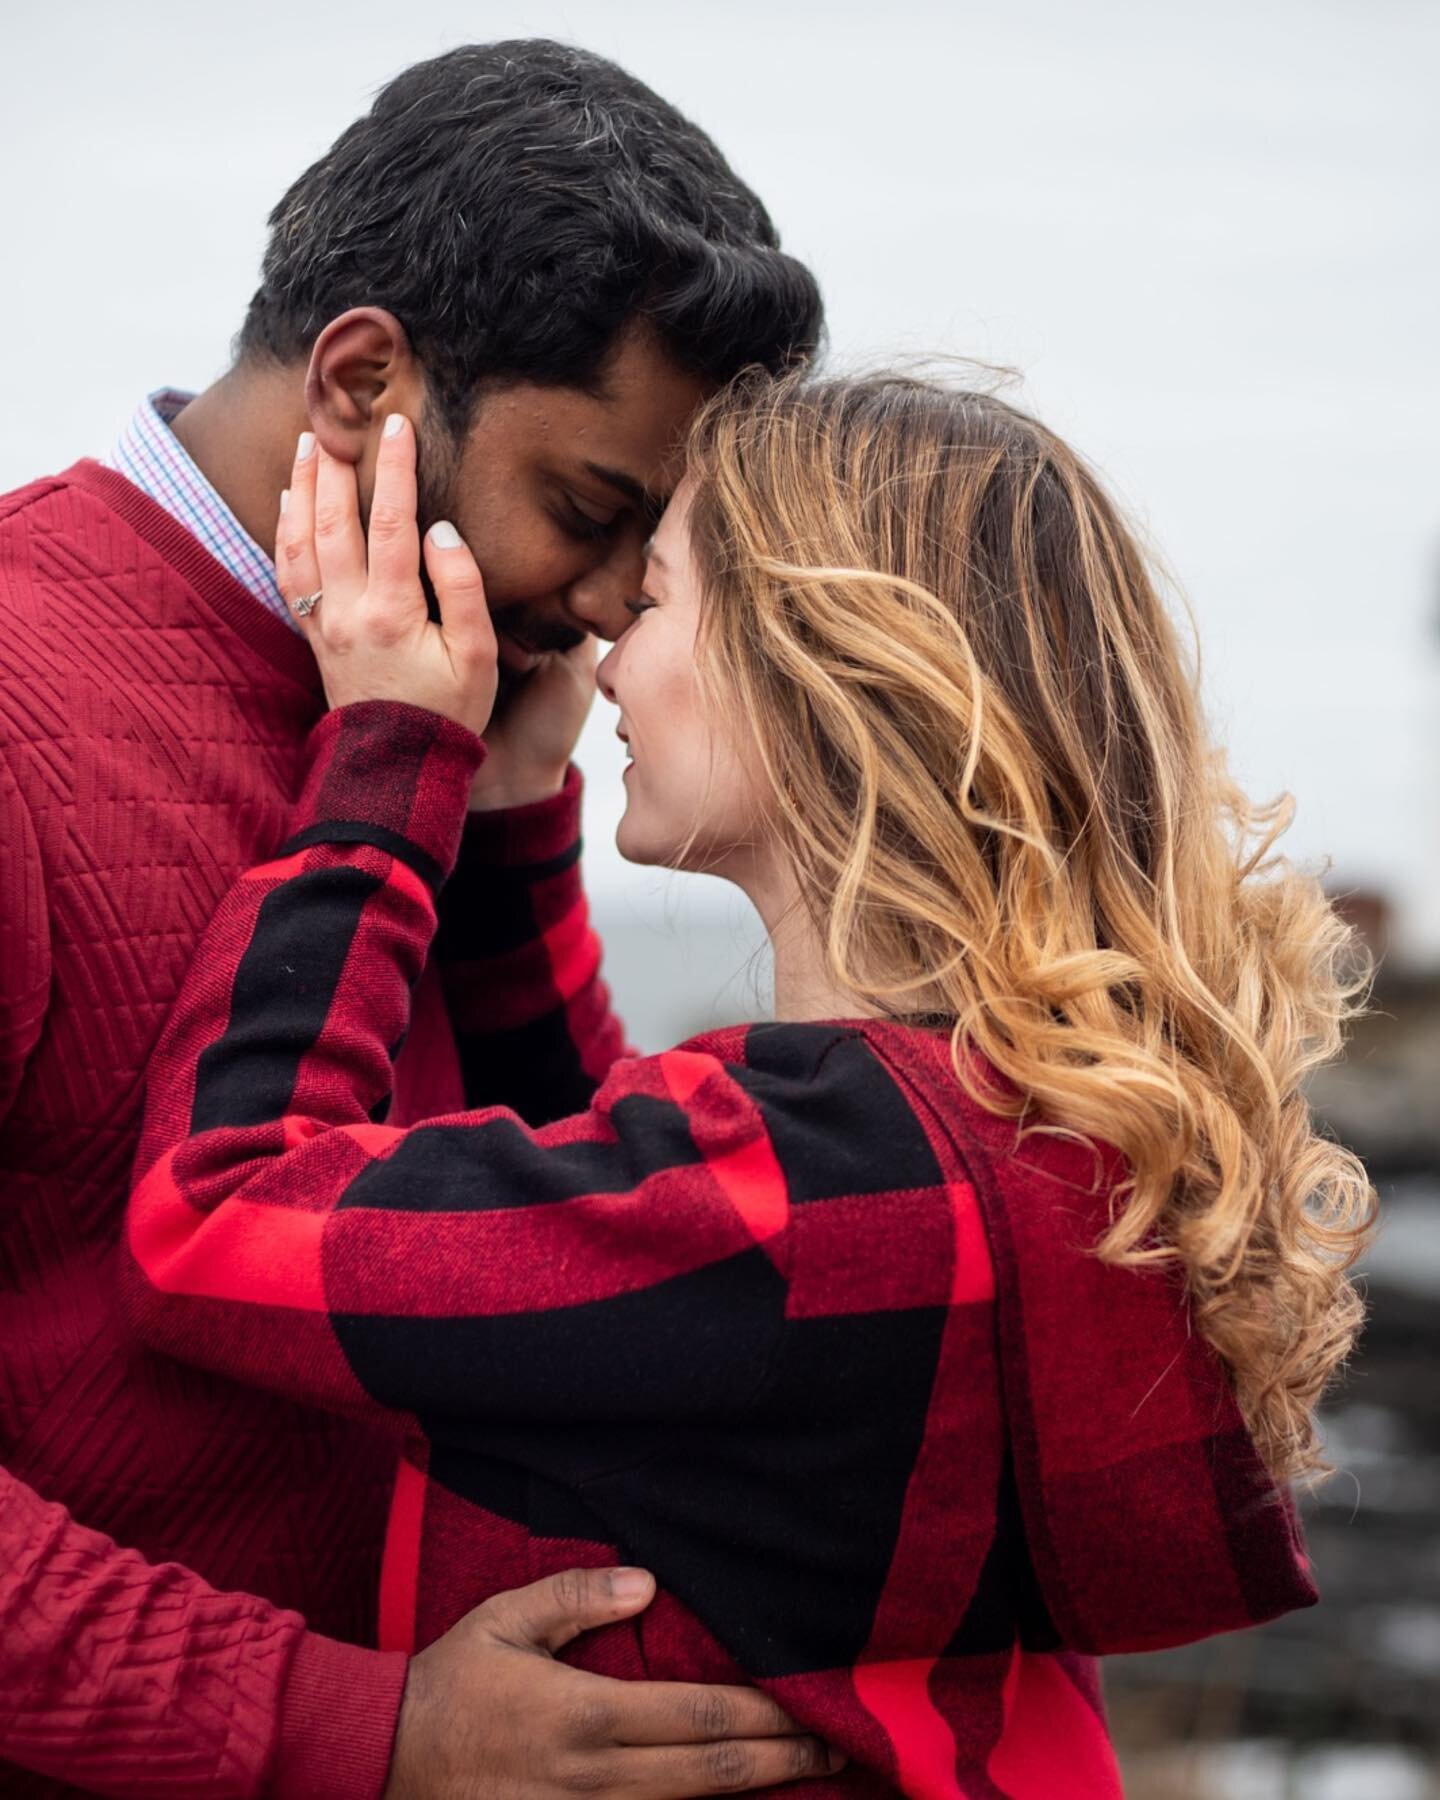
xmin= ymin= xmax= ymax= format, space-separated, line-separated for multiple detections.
xmin=0 ymin=40 xmax=824 ymax=1799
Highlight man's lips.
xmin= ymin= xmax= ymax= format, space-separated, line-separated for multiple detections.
xmin=494 ymin=619 xmax=586 ymax=676
xmin=495 ymin=631 xmax=544 ymax=676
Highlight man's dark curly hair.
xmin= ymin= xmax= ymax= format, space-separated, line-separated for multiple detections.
xmin=238 ymin=40 xmax=824 ymax=434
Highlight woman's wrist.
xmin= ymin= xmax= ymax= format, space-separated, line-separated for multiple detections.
xmin=291 ymin=703 xmax=487 ymax=884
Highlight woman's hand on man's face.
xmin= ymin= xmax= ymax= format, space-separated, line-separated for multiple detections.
xmin=277 ymin=417 xmax=498 ymax=740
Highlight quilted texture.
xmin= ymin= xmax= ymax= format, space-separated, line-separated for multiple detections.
xmin=0 ymin=465 xmax=407 ymax=1796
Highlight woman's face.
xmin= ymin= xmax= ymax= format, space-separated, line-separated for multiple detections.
xmin=596 ymin=483 xmax=765 ymax=875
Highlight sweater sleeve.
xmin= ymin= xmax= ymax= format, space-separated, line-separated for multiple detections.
xmin=434 ymin=769 xmax=635 ymax=1126
xmin=122 ymin=701 xmax=791 ymax=1435
xmin=0 ymin=1464 xmax=406 ymax=1800
xmin=0 ymin=747 xmax=51 ymax=1122
xmin=0 ymin=752 xmax=405 ymax=1800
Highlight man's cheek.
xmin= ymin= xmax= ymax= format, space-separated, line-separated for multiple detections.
xmin=473 ymin=540 xmax=568 ymax=610
xmin=464 ymin=511 xmax=547 ymax=601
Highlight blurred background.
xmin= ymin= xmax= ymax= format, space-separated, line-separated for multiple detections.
xmin=4 ymin=2 xmax=1437 ymax=1792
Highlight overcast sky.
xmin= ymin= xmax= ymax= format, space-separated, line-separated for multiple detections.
xmin=5 ymin=0 xmax=1438 ymax=1020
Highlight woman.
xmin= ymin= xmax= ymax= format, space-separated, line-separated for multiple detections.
xmin=124 ymin=374 xmax=1372 ymax=1797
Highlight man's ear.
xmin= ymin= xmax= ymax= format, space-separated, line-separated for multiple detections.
xmin=304 ymin=308 xmax=424 ymax=463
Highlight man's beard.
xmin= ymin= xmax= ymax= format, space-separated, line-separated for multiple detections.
xmin=415 ymin=412 xmax=585 ymax=702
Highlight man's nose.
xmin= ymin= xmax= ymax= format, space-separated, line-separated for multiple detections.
xmin=566 ymin=540 xmax=645 ymax=641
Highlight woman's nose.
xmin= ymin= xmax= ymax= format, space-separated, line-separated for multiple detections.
xmin=595 ymin=638 xmax=621 ymax=703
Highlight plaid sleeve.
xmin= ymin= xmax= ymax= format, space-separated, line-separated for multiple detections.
xmin=123 ymin=701 xmax=790 ymax=1431
xmin=434 ymin=769 xmax=635 ymax=1126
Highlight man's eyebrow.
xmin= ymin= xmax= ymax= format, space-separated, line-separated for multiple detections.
xmin=583 ymin=461 xmax=665 ymax=527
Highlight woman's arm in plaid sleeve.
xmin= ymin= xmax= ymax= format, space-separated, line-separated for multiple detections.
xmin=434 ymin=768 xmax=636 ymax=1125
xmin=123 ymin=702 xmax=787 ymax=1433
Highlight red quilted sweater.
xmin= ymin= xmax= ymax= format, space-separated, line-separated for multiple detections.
xmin=0 ymin=463 xmax=623 ymax=1798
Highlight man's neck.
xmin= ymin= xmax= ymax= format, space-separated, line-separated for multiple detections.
xmin=168 ymin=362 xmax=309 ymax=560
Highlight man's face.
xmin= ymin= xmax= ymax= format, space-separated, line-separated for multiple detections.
xmin=417 ymin=331 xmax=708 ymax=679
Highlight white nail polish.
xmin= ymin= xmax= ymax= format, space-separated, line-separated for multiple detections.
xmin=280 ymin=488 xmax=290 ymax=514
xmin=429 ymin=521 xmax=462 ymax=549
xmin=297 ymin=431 xmax=316 ymax=460
xmin=383 ymin=413 xmax=405 ymax=439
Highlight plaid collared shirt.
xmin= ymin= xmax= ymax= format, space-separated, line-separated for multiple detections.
xmin=104 ymin=389 xmax=297 ymax=632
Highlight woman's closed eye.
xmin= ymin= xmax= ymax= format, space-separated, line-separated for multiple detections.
xmin=623 ymin=595 xmax=657 ymax=619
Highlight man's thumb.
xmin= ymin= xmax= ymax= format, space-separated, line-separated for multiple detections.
xmin=485 ymin=1566 xmax=657 ymax=1654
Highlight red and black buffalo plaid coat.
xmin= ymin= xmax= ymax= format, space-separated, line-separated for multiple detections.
xmin=123 ymin=702 xmax=1318 ymax=1799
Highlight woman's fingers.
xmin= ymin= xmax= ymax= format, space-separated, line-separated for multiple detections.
xmin=313 ymin=443 xmax=367 ymax=601
xmin=275 ymin=432 xmax=320 ymax=623
xmin=273 ymin=420 xmax=497 ymax=738
xmin=424 ymin=520 xmax=498 ymax=680
xmin=365 ymin=414 xmax=423 ymax=613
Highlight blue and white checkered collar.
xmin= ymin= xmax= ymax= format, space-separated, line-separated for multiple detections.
xmin=104 ymin=388 xmax=298 ymax=633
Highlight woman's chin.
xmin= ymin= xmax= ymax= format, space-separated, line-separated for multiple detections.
xmin=615 ymin=810 xmax=666 ymax=869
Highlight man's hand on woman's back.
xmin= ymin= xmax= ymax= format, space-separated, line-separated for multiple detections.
xmin=384 ymin=1566 xmax=843 ymax=1800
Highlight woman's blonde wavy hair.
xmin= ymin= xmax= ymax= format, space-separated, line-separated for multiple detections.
xmin=684 ymin=369 xmax=1375 ymax=1484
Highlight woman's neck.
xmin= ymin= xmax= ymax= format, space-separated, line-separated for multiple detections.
xmin=740 ymin=858 xmax=878 ymax=1026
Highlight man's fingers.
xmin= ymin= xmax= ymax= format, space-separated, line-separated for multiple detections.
xmin=313 ymin=444 xmax=367 ymax=599
xmin=602 ymin=1679 xmax=799 ymax=1747
xmin=275 ymin=432 xmax=320 ymax=619
xmin=614 ymin=1733 xmax=844 ymax=1798
xmin=480 ymin=1566 xmax=657 ymax=1655
xmin=366 ymin=413 xmax=422 ymax=606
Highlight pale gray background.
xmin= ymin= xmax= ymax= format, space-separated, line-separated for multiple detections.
xmin=5 ymin=0 xmax=1437 ymax=1046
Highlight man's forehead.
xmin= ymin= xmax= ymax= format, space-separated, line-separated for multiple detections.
xmin=465 ymin=342 xmax=706 ymax=517
xmin=545 ymin=338 xmax=705 ymax=460
xmin=581 ymin=353 xmax=706 ymax=478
